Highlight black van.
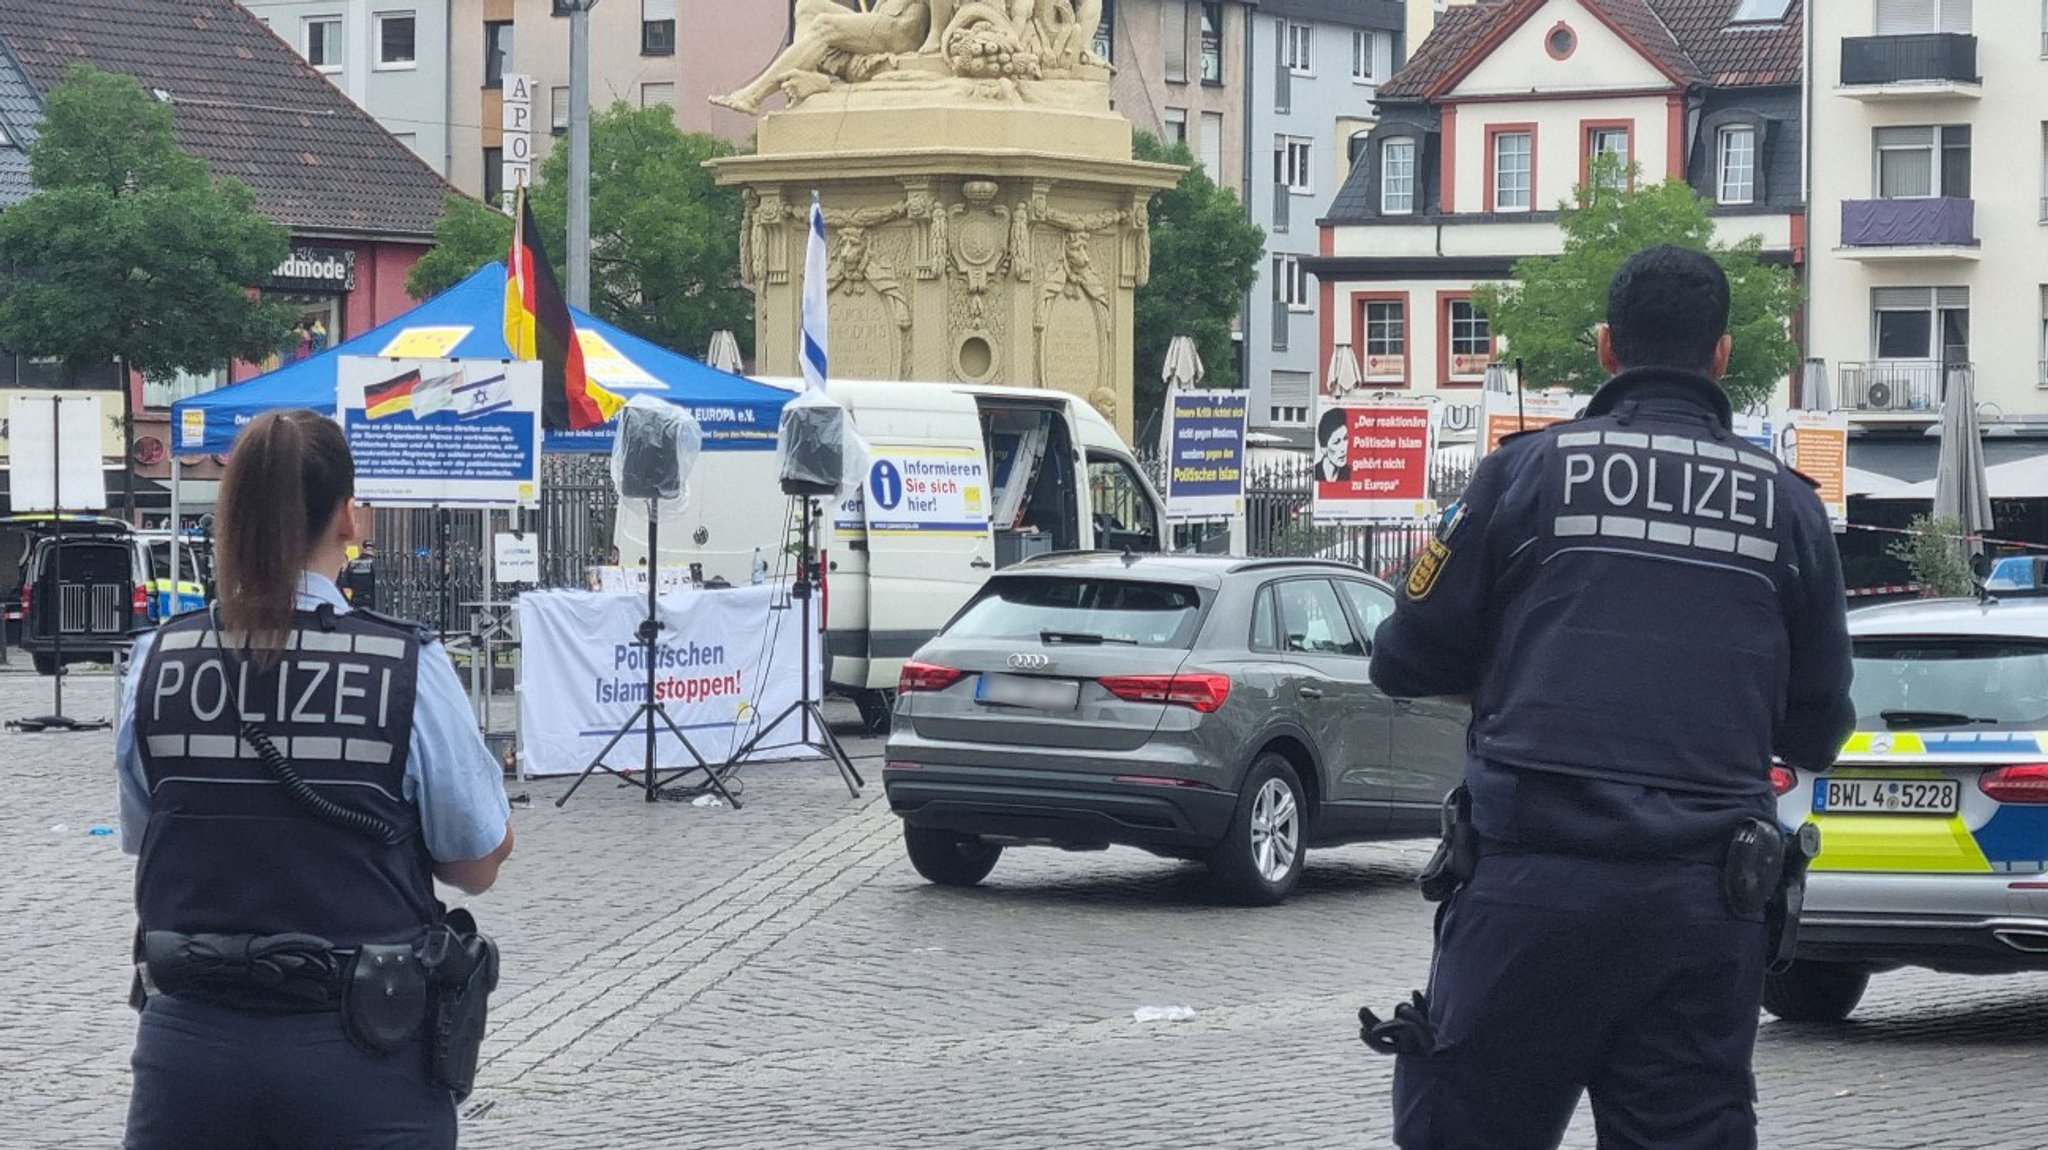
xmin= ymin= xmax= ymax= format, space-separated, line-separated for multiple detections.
xmin=8 ymin=516 xmax=150 ymax=675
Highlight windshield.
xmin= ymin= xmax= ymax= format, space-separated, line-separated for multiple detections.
xmin=1851 ymin=638 xmax=2048 ymax=730
xmin=945 ymin=576 xmax=1203 ymax=648
xmin=148 ymin=541 xmax=211 ymax=583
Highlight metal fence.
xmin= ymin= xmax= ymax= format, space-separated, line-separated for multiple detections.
xmin=368 ymin=453 xmax=619 ymax=636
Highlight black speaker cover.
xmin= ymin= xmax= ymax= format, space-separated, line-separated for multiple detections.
xmin=778 ymin=403 xmax=845 ymax=497
xmin=616 ymin=404 xmax=684 ymax=501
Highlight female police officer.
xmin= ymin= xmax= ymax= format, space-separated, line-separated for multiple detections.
xmin=114 ymin=409 xmax=514 ymax=1149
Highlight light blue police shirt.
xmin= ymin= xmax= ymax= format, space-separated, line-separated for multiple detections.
xmin=115 ymin=572 xmax=512 ymax=863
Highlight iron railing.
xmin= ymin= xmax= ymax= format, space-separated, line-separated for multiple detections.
xmin=1837 ymin=360 xmax=1966 ymax=412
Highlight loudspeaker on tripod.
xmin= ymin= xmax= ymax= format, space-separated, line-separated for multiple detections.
xmin=616 ymin=403 xmax=685 ymax=501
xmin=778 ymin=402 xmax=845 ymax=497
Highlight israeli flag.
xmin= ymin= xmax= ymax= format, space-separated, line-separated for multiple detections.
xmin=801 ymin=193 xmax=828 ymax=393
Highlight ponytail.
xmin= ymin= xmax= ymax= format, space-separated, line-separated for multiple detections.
xmin=214 ymin=409 xmax=354 ymax=659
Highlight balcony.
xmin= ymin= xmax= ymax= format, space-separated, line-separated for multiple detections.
xmin=1839 ymin=198 xmax=1979 ymax=260
xmin=1839 ymin=33 xmax=1980 ymax=100
xmin=1837 ymin=361 xmax=1964 ymax=413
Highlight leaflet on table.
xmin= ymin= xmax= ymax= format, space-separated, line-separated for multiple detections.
xmin=337 ymin=356 xmax=541 ymax=508
xmin=1162 ymin=391 xmax=1247 ymax=521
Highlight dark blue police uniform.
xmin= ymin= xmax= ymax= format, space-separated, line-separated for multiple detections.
xmin=1370 ymin=367 xmax=1855 ymax=1150
xmin=122 ymin=603 xmax=453 ymax=1150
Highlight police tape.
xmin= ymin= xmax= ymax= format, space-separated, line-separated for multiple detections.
xmin=1843 ymin=521 xmax=2048 ymax=554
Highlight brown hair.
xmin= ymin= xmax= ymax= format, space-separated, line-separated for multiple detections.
xmin=214 ymin=409 xmax=354 ymax=657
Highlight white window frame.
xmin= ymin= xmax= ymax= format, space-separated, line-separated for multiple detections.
xmin=1588 ymin=126 xmax=1630 ymax=192
xmin=1874 ymin=124 xmax=1969 ymax=200
xmin=1278 ymin=136 xmax=1313 ymax=195
xmin=1381 ymin=137 xmax=1416 ymax=215
xmin=1272 ymin=254 xmax=1311 ymax=311
xmin=1287 ymin=22 xmax=1313 ymax=74
xmin=303 ymin=16 xmax=343 ymax=73
xmin=1352 ymin=30 xmax=1383 ymax=82
xmin=1447 ymin=299 xmax=1491 ymax=376
xmin=1363 ymin=300 xmax=1407 ymax=378
xmin=1164 ymin=107 xmax=1188 ymax=147
xmin=1492 ymin=130 xmax=1532 ymax=212
xmin=1718 ymin=125 xmax=1756 ymax=205
xmin=552 ymin=85 xmax=571 ymax=135
xmin=374 ymin=11 xmax=417 ymax=71
xmin=641 ymin=82 xmax=676 ymax=109
xmin=1875 ymin=0 xmax=1971 ymax=35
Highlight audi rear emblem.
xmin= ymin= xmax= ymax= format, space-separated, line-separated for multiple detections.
xmin=1008 ymin=653 xmax=1052 ymax=670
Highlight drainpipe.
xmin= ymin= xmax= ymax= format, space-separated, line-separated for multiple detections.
xmin=443 ymin=3 xmax=455 ymax=176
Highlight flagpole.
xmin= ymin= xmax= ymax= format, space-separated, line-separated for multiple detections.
xmin=563 ymin=0 xmax=597 ymax=310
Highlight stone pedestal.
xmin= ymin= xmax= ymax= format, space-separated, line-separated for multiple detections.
xmin=710 ymin=88 xmax=1179 ymax=440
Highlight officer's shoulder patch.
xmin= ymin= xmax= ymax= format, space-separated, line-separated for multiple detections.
xmin=1406 ymin=539 xmax=1453 ymax=601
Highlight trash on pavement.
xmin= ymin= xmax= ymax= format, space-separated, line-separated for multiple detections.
xmin=1133 ymin=1005 xmax=1196 ymax=1023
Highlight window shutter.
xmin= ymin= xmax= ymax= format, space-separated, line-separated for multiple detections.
xmin=1872 ymin=287 xmax=1932 ymax=309
xmin=1874 ymin=0 xmax=1936 ymax=35
xmin=1938 ymin=0 xmax=1971 ymax=34
xmin=642 ymin=0 xmax=675 ymax=20
xmin=1935 ymin=287 xmax=1970 ymax=309
xmin=1272 ymin=371 xmax=1313 ymax=406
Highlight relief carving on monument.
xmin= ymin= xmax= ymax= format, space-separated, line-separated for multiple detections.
xmin=712 ymin=0 xmax=1109 ymax=116
xmin=739 ymin=187 xmax=795 ymax=288
xmin=824 ymin=202 xmax=916 ymax=378
xmin=1031 ymin=192 xmax=1122 ymax=393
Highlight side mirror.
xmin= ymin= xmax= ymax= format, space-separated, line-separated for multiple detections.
xmin=1970 ymin=552 xmax=1992 ymax=579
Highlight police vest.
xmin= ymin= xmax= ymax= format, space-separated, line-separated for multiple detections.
xmin=133 ymin=608 xmax=435 ymax=947
xmin=1471 ymin=391 xmax=1817 ymax=798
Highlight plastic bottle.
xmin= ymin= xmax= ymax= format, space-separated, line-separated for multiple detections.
xmin=751 ymin=546 xmax=766 ymax=585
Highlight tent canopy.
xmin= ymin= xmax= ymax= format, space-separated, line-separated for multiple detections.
xmin=170 ymin=264 xmax=788 ymax=455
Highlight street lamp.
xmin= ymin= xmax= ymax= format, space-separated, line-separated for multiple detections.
xmin=553 ymin=0 xmax=599 ymax=310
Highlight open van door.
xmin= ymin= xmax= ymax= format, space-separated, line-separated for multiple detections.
xmin=858 ymin=438 xmax=997 ymax=691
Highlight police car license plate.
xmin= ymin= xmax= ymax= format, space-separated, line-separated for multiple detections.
xmin=975 ymin=673 xmax=1079 ymax=711
xmin=1813 ymin=777 xmax=1960 ymax=815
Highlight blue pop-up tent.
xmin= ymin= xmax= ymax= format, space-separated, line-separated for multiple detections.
xmin=170 ymin=263 xmax=789 ymax=455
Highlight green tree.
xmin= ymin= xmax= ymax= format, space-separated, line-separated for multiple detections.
xmin=1471 ymin=155 xmax=1799 ymax=412
xmin=407 ymin=104 xmax=753 ymax=358
xmin=1887 ymin=514 xmax=1977 ymax=597
xmin=1132 ymin=132 xmax=1265 ymax=435
xmin=0 ymin=65 xmax=294 ymax=384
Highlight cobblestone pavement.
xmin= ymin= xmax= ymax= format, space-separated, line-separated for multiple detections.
xmin=4 ymin=668 xmax=2045 ymax=1148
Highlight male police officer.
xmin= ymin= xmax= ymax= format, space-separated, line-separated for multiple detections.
xmin=1367 ymin=245 xmax=1855 ymax=1150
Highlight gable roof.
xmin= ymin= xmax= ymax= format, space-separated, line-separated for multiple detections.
xmin=1378 ymin=0 xmax=1801 ymax=100
xmin=0 ymin=0 xmax=452 ymax=241
xmin=0 ymin=37 xmax=40 ymax=206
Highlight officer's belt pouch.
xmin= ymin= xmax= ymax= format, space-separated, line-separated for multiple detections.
xmin=1721 ymin=817 xmax=1786 ymax=918
xmin=142 ymin=930 xmax=341 ymax=1010
xmin=341 ymin=943 xmax=427 ymax=1056
xmin=1418 ymin=786 xmax=1478 ymax=903
xmin=421 ymin=908 xmax=500 ymax=1101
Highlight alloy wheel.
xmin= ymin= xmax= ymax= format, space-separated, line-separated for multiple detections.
xmin=1249 ymin=777 xmax=1300 ymax=883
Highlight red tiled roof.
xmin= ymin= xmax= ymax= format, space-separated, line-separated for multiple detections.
xmin=1379 ymin=0 xmax=1801 ymax=100
xmin=0 ymin=0 xmax=452 ymax=241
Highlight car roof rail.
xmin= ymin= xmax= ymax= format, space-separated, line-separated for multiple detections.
xmin=1224 ymin=557 xmax=1370 ymax=576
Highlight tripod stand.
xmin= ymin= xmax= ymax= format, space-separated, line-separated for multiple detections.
xmin=724 ymin=498 xmax=863 ymax=796
xmin=555 ymin=498 xmax=742 ymax=809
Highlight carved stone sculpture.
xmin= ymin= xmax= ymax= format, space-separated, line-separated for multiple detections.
xmin=712 ymin=0 xmax=1107 ymax=115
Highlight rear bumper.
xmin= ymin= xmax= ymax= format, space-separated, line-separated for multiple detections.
xmin=883 ymin=762 xmax=1238 ymax=852
xmin=1799 ymin=870 xmax=2048 ymax=973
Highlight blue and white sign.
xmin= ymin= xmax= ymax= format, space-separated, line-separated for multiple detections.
xmin=338 ymin=356 xmax=542 ymax=508
xmin=860 ymin=444 xmax=990 ymax=536
xmin=1162 ymin=391 xmax=1247 ymax=521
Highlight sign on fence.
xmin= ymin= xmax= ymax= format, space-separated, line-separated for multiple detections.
xmin=1783 ymin=410 xmax=1849 ymax=532
xmin=1162 ymin=391 xmax=1247 ymax=520
xmin=1478 ymin=389 xmax=1586 ymax=455
xmin=1311 ymin=401 xmax=1436 ymax=522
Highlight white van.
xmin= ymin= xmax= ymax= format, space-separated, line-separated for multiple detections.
xmin=616 ymin=380 xmax=1167 ymax=725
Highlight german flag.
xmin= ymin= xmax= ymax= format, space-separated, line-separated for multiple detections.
xmin=365 ymin=368 xmax=422 ymax=420
xmin=505 ymin=188 xmax=622 ymax=431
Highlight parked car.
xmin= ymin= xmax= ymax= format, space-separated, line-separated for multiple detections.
xmin=1770 ymin=594 xmax=2048 ymax=1021
xmin=881 ymin=553 xmax=1468 ymax=905
xmin=8 ymin=515 xmax=153 ymax=676
xmin=137 ymin=530 xmax=212 ymax=621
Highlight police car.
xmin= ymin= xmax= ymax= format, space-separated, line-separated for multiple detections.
xmin=1771 ymin=591 xmax=2048 ymax=1022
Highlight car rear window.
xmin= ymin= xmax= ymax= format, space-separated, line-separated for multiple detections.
xmin=946 ymin=576 xmax=1203 ymax=648
xmin=1852 ymin=638 xmax=2048 ymax=730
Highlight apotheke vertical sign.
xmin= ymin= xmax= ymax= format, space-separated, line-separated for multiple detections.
xmin=502 ymin=73 xmax=534 ymax=209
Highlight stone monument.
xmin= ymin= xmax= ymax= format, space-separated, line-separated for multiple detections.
xmin=708 ymin=0 xmax=1180 ymax=439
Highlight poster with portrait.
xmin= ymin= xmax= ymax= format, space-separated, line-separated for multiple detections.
xmin=1310 ymin=401 xmax=1437 ymax=522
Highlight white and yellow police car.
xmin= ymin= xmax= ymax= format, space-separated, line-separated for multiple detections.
xmin=1771 ymin=592 xmax=2048 ymax=1022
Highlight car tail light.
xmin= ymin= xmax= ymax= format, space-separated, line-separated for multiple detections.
xmin=133 ymin=584 xmax=150 ymax=618
xmin=1980 ymin=764 xmax=2048 ymax=804
xmin=18 ymin=584 xmax=29 ymax=615
xmin=899 ymin=659 xmax=966 ymax=694
xmin=1098 ymin=672 xmax=1233 ymax=713
xmin=1769 ymin=763 xmax=1797 ymax=796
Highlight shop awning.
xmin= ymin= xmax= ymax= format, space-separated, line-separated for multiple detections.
xmin=170 ymin=264 xmax=789 ymax=456
xmin=1847 ymin=436 xmax=2048 ymax=500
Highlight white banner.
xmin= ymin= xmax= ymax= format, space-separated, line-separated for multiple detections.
xmin=517 ymin=586 xmax=821 ymax=775
xmin=338 ymin=356 xmax=542 ymax=507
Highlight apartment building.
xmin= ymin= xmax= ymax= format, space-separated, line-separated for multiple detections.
xmin=1247 ymin=0 xmax=1408 ymax=429
xmin=242 ymin=0 xmax=454 ymax=173
xmin=1306 ymin=0 xmax=1805 ymax=443
xmin=1807 ymin=0 xmax=2048 ymax=428
xmin=1103 ymin=0 xmax=1258 ymax=199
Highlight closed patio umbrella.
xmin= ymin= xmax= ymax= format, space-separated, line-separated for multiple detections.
xmin=1932 ymin=364 xmax=1994 ymax=555
xmin=1163 ymin=334 xmax=1205 ymax=391
xmin=705 ymin=330 xmax=745 ymax=374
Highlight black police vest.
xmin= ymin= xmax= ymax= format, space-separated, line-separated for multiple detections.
xmin=1472 ymin=396 xmax=1811 ymax=798
xmin=133 ymin=608 xmax=435 ymax=946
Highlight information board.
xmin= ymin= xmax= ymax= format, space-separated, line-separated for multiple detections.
xmin=1162 ymin=391 xmax=1248 ymax=520
xmin=1311 ymin=401 xmax=1437 ymax=522
xmin=338 ymin=356 xmax=542 ymax=508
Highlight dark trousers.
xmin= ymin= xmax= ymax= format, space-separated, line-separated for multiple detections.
xmin=125 ymin=995 xmax=455 ymax=1150
xmin=1393 ymin=851 xmax=1766 ymax=1150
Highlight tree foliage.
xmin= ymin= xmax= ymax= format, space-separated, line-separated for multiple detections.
xmin=0 ymin=65 xmax=294 ymax=381
xmin=1887 ymin=514 xmax=1977 ymax=598
xmin=407 ymin=103 xmax=753 ymax=359
xmin=1132 ymin=132 xmax=1265 ymax=435
xmin=1471 ymin=156 xmax=1799 ymax=412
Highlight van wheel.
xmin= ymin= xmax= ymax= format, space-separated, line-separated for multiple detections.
xmin=1209 ymin=753 xmax=1307 ymax=906
xmin=903 ymin=825 xmax=1002 ymax=887
xmin=854 ymin=689 xmax=894 ymax=735
xmin=31 ymin=654 xmax=55 ymax=676
xmin=1763 ymin=961 xmax=1869 ymax=1023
